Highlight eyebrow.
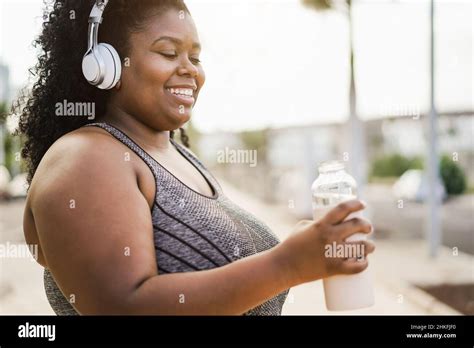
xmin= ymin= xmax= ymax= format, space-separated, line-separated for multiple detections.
xmin=152 ymin=36 xmax=201 ymax=50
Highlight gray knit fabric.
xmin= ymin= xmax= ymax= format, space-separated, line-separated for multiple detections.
xmin=44 ymin=122 xmax=288 ymax=315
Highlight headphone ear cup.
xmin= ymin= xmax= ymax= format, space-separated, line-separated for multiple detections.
xmin=82 ymin=51 xmax=101 ymax=84
xmin=96 ymin=43 xmax=122 ymax=90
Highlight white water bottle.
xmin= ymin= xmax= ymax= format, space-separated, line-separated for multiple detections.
xmin=311 ymin=160 xmax=374 ymax=311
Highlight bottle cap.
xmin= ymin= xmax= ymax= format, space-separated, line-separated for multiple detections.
xmin=318 ymin=160 xmax=345 ymax=174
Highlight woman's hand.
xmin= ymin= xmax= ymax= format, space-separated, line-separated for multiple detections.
xmin=273 ymin=199 xmax=375 ymax=287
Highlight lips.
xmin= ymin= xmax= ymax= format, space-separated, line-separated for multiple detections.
xmin=165 ymin=86 xmax=196 ymax=106
xmin=166 ymin=87 xmax=194 ymax=96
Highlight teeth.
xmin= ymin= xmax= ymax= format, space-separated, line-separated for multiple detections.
xmin=167 ymin=88 xmax=193 ymax=97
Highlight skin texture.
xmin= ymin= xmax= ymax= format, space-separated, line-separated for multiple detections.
xmin=23 ymin=9 xmax=375 ymax=315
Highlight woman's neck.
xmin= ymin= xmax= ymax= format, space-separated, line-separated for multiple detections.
xmin=99 ymin=104 xmax=171 ymax=152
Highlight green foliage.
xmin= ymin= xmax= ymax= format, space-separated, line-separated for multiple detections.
xmin=301 ymin=0 xmax=351 ymax=11
xmin=240 ymin=130 xmax=267 ymax=155
xmin=440 ymin=155 xmax=466 ymax=195
xmin=371 ymin=153 xmax=467 ymax=195
xmin=0 ymin=102 xmax=7 ymax=124
xmin=4 ymin=132 xmax=14 ymax=173
xmin=371 ymin=154 xmax=423 ymax=178
xmin=301 ymin=0 xmax=333 ymax=11
xmin=0 ymin=102 xmax=25 ymax=175
xmin=240 ymin=130 xmax=265 ymax=149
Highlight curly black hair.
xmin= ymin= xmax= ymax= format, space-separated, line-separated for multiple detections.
xmin=14 ymin=0 xmax=191 ymax=186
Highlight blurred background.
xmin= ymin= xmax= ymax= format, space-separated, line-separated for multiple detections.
xmin=0 ymin=0 xmax=472 ymax=315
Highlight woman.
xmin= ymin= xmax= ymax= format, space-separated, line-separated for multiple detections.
xmin=17 ymin=0 xmax=374 ymax=315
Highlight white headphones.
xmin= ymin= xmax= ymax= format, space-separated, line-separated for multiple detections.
xmin=82 ymin=0 xmax=121 ymax=89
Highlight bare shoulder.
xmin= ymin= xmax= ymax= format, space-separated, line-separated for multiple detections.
xmin=25 ymin=126 xmax=158 ymax=313
xmin=28 ymin=126 xmax=136 ymax=212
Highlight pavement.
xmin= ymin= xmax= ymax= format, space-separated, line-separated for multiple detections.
xmin=0 ymin=199 xmax=54 ymax=314
xmin=0 ymin=181 xmax=472 ymax=315
xmin=366 ymin=183 xmax=474 ymax=255
xmin=219 ymin=179 xmax=472 ymax=315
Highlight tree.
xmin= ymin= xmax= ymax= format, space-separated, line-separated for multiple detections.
xmin=0 ymin=103 xmax=25 ymax=175
xmin=0 ymin=102 xmax=12 ymax=173
xmin=301 ymin=0 xmax=368 ymax=198
xmin=0 ymin=102 xmax=7 ymax=124
xmin=439 ymin=155 xmax=466 ymax=195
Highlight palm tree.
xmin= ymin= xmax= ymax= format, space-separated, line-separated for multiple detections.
xmin=301 ymin=0 xmax=368 ymax=198
xmin=304 ymin=1 xmax=442 ymax=257
xmin=0 ymin=102 xmax=7 ymax=167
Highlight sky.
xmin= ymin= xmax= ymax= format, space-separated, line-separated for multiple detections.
xmin=0 ymin=0 xmax=472 ymax=133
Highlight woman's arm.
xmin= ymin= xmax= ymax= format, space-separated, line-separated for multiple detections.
xmin=125 ymin=246 xmax=292 ymax=315
xmin=31 ymin=131 xmax=373 ymax=315
xmin=29 ymin=131 xmax=294 ymax=315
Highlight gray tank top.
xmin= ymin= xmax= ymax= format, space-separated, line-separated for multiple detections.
xmin=43 ymin=122 xmax=288 ymax=315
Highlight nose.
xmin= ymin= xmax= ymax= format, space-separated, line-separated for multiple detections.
xmin=177 ymin=57 xmax=199 ymax=78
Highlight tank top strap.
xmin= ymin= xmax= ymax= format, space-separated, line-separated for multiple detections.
xmin=83 ymin=122 xmax=161 ymax=179
xmin=170 ymin=138 xmax=223 ymax=195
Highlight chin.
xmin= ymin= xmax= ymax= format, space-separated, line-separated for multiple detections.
xmin=168 ymin=111 xmax=191 ymax=129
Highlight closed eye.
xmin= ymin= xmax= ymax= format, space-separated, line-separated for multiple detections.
xmin=159 ymin=52 xmax=201 ymax=64
xmin=159 ymin=52 xmax=177 ymax=59
xmin=190 ymin=57 xmax=201 ymax=64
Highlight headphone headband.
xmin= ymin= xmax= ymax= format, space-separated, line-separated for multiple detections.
xmin=86 ymin=0 xmax=109 ymax=53
xmin=89 ymin=0 xmax=109 ymax=22
xmin=82 ymin=0 xmax=121 ymax=90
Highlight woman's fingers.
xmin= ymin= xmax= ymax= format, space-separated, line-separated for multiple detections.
xmin=335 ymin=217 xmax=373 ymax=241
xmin=362 ymin=240 xmax=376 ymax=255
xmin=295 ymin=220 xmax=313 ymax=228
xmin=323 ymin=199 xmax=366 ymax=225
xmin=330 ymin=240 xmax=375 ymax=261
xmin=337 ymin=240 xmax=375 ymax=274
xmin=340 ymin=257 xmax=369 ymax=275
xmin=342 ymin=240 xmax=376 ymax=258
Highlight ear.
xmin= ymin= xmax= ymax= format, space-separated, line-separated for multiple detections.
xmin=115 ymin=80 xmax=122 ymax=90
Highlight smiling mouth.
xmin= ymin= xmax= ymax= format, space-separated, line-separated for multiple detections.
xmin=165 ymin=87 xmax=195 ymax=106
